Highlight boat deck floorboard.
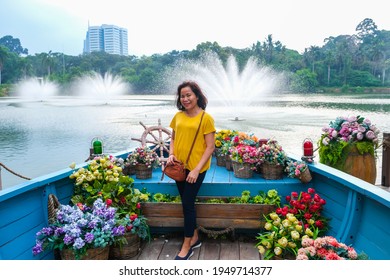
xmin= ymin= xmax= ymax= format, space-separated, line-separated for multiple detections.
xmin=131 ymin=233 xmax=261 ymax=260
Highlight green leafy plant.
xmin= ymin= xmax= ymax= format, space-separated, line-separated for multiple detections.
xmin=147 ymin=189 xmax=281 ymax=206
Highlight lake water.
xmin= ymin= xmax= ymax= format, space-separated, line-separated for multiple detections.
xmin=1 ymin=93 xmax=389 ymax=189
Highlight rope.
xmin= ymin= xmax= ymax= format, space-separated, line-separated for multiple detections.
xmin=197 ymin=225 xmax=235 ymax=239
xmin=0 ymin=162 xmax=31 ymax=180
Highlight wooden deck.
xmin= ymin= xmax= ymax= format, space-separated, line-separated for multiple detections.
xmin=132 ymin=233 xmax=261 ymax=260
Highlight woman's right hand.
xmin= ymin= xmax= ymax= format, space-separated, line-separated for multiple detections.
xmin=167 ymin=154 xmax=176 ymax=165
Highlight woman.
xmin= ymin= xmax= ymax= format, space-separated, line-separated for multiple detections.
xmin=167 ymin=81 xmax=215 ymax=260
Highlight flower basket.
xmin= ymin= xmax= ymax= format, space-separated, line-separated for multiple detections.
xmin=109 ymin=232 xmax=140 ymax=259
xmin=216 ymin=153 xmax=226 ymax=167
xmin=299 ymin=167 xmax=312 ymax=184
xmin=225 ymin=155 xmax=233 ymax=171
xmin=33 ymin=198 xmax=126 ymax=260
xmin=232 ymin=161 xmax=253 ymax=178
xmin=318 ymin=115 xmax=379 ymax=184
xmin=135 ymin=164 xmax=152 ymax=179
xmin=262 ymin=163 xmax=283 ymax=180
xmin=47 ymin=194 xmax=60 ymax=224
xmin=123 ymin=164 xmax=136 ymax=175
xmin=60 ymin=247 xmax=110 ymax=260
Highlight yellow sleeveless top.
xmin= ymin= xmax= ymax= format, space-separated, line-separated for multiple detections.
xmin=169 ymin=110 xmax=215 ymax=173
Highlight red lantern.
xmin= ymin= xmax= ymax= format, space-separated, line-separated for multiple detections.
xmin=303 ymin=138 xmax=313 ymax=157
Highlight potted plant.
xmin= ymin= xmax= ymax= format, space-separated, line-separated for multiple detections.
xmin=284 ymin=160 xmax=312 ymax=183
xmin=69 ymin=155 xmax=150 ymax=259
xmin=296 ymin=236 xmax=368 ymax=260
xmin=109 ymin=212 xmax=150 ymax=259
xmin=256 ymin=187 xmax=328 ymax=260
xmin=229 ymin=144 xmax=261 ymax=178
xmin=126 ymin=146 xmax=160 ymax=179
xmin=258 ymin=139 xmax=288 ymax=179
xmin=214 ymin=129 xmax=238 ymax=168
xmin=32 ymin=198 xmax=126 ymax=260
xmin=318 ymin=115 xmax=380 ymax=184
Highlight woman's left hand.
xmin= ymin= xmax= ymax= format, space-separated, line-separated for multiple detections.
xmin=186 ymin=169 xmax=200 ymax=184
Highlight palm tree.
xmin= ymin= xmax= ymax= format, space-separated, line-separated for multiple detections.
xmin=40 ymin=51 xmax=54 ymax=77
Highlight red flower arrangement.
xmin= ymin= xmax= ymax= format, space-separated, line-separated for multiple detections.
xmin=256 ymin=188 xmax=329 ymax=259
xmin=278 ymin=187 xmax=328 ymax=235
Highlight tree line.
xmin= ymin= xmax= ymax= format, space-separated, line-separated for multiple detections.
xmin=0 ymin=18 xmax=389 ymax=95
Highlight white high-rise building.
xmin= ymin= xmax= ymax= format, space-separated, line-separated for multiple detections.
xmin=83 ymin=24 xmax=128 ymax=55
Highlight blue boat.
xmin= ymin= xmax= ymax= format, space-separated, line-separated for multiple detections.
xmin=1 ymin=145 xmax=389 ymax=260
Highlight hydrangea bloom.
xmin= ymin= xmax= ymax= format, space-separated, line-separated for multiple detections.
xmin=32 ymin=198 xmax=124 ymax=259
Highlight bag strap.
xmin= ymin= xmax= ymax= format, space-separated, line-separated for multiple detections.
xmin=184 ymin=111 xmax=205 ymax=167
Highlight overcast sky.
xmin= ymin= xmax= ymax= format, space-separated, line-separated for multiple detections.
xmin=1 ymin=0 xmax=389 ymax=57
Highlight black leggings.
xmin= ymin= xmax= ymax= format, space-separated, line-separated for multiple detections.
xmin=176 ymin=170 xmax=206 ymax=237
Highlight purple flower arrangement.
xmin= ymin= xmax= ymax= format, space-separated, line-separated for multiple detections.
xmin=32 ymin=198 xmax=125 ymax=259
xmin=320 ymin=115 xmax=379 ymax=145
xmin=318 ymin=115 xmax=380 ymax=168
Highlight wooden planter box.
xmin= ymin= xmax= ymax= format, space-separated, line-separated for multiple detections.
xmin=142 ymin=201 xmax=276 ymax=230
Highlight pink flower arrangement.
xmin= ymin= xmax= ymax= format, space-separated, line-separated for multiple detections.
xmin=320 ymin=115 xmax=379 ymax=145
xmin=296 ymin=236 xmax=366 ymax=260
xmin=318 ymin=115 xmax=380 ymax=168
xmin=230 ymin=144 xmax=260 ymax=166
xmin=284 ymin=160 xmax=308 ymax=178
xmin=258 ymin=139 xmax=287 ymax=165
xmin=126 ymin=146 xmax=160 ymax=168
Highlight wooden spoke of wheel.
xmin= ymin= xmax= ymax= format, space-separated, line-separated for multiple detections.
xmin=131 ymin=119 xmax=172 ymax=162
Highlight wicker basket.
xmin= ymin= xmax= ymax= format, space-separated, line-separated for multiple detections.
xmin=109 ymin=233 xmax=141 ymax=259
xmin=47 ymin=194 xmax=61 ymax=259
xmin=216 ymin=154 xmax=226 ymax=167
xmin=123 ymin=164 xmax=136 ymax=175
xmin=60 ymin=247 xmax=109 ymax=260
xmin=232 ymin=161 xmax=253 ymax=178
xmin=225 ymin=155 xmax=233 ymax=171
xmin=299 ymin=167 xmax=312 ymax=184
xmin=135 ymin=164 xmax=152 ymax=179
xmin=262 ymin=163 xmax=284 ymax=180
xmin=48 ymin=194 xmax=60 ymax=223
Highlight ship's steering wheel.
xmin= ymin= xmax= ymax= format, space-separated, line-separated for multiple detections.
xmin=131 ymin=119 xmax=172 ymax=163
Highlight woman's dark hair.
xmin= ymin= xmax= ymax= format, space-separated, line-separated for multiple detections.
xmin=175 ymin=81 xmax=208 ymax=111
